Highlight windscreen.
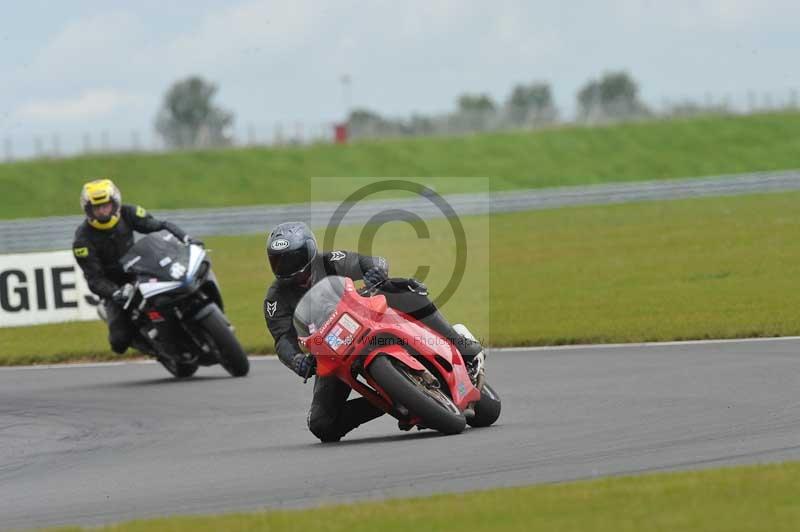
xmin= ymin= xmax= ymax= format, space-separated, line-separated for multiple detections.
xmin=293 ymin=275 xmax=346 ymax=337
xmin=120 ymin=231 xmax=190 ymax=281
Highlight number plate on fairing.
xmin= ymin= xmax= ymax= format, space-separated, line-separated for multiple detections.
xmin=324 ymin=313 xmax=361 ymax=353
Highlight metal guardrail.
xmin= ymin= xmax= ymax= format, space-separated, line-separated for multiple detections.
xmin=2 ymin=170 xmax=800 ymax=253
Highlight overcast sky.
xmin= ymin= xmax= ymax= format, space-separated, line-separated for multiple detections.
xmin=1 ymin=0 xmax=798 ymax=156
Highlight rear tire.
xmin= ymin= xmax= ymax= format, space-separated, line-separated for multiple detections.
xmin=159 ymin=357 xmax=199 ymax=379
xmin=467 ymin=382 xmax=501 ymax=428
xmin=369 ymin=355 xmax=466 ymax=435
xmin=198 ymin=305 xmax=249 ymax=377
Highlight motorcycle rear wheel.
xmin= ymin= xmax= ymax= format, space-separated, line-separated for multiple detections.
xmin=466 ymin=382 xmax=501 ymax=428
xmin=369 ymin=355 xmax=466 ymax=435
xmin=159 ymin=357 xmax=199 ymax=379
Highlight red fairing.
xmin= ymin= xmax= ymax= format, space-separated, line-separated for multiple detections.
xmin=298 ymin=277 xmax=480 ymax=417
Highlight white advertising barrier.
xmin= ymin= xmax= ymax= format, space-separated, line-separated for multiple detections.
xmin=0 ymin=250 xmax=100 ymax=328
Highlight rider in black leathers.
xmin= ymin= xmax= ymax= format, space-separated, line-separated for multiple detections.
xmin=263 ymin=221 xmax=484 ymax=442
xmin=72 ymin=179 xmax=192 ymax=354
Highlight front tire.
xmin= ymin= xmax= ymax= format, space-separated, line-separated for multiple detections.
xmin=198 ymin=305 xmax=249 ymax=377
xmin=369 ymin=355 xmax=466 ymax=435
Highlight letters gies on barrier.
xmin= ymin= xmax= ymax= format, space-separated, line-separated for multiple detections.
xmin=0 ymin=250 xmax=99 ymax=328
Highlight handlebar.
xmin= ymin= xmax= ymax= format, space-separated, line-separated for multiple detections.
xmin=357 ymin=278 xmax=389 ymax=297
xmin=302 ymin=353 xmax=315 ymax=384
xmin=122 ymin=281 xmax=139 ymax=311
xmin=357 ymin=286 xmax=376 ymax=297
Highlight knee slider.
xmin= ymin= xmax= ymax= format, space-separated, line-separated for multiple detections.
xmin=307 ymin=408 xmax=341 ymax=443
xmin=108 ymin=330 xmax=131 ymax=354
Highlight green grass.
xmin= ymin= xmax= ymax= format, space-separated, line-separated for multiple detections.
xmin=44 ymin=461 xmax=800 ymax=531
xmin=2 ymin=112 xmax=800 ymax=219
xmin=4 ymin=190 xmax=800 ymax=364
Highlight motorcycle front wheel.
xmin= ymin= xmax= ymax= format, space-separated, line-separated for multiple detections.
xmin=369 ymin=355 xmax=466 ymax=435
xmin=197 ymin=304 xmax=249 ymax=377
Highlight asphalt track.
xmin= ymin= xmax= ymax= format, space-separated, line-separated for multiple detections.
xmin=2 ymin=339 xmax=800 ymax=529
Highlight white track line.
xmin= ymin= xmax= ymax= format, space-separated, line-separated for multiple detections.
xmin=2 ymin=336 xmax=799 ymax=371
xmin=488 ymin=335 xmax=800 ymax=353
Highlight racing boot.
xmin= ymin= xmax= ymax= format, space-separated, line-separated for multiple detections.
xmin=453 ymin=324 xmax=485 ymax=390
xmin=468 ymin=353 xmax=486 ymax=390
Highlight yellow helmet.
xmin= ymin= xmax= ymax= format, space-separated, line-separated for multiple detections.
xmin=80 ymin=179 xmax=122 ymax=230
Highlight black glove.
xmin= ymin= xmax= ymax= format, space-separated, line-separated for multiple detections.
xmin=111 ymin=283 xmax=134 ymax=305
xmin=406 ymin=278 xmax=428 ymax=296
xmin=363 ymin=266 xmax=389 ymax=290
xmin=291 ymin=353 xmax=316 ymax=379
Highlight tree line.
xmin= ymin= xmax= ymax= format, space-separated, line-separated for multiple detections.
xmin=153 ymin=71 xmax=659 ymax=148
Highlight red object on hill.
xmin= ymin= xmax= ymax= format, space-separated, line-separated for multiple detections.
xmin=334 ymin=123 xmax=348 ymax=144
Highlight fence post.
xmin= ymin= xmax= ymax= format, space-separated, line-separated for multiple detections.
xmin=747 ymin=91 xmax=756 ymax=112
xmin=247 ymin=123 xmax=256 ymax=146
xmin=51 ymin=133 xmax=60 ymax=158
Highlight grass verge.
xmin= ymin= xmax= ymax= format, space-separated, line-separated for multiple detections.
xmin=3 ymin=190 xmax=800 ymax=364
xmin=44 ymin=461 xmax=800 ymax=531
xmin=2 ymin=112 xmax=800 ymax=219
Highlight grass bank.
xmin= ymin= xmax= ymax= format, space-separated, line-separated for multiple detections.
xmin=2 ymin=112 xmax=800 ymax=219
xmin=3 ymin=190 xmax=800 ymax=364
xmin=45 ymin=462 xmax=800 ymax=531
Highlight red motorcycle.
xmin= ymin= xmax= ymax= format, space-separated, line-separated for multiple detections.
xmin=294 ymin=276 xmax=501 ymax=435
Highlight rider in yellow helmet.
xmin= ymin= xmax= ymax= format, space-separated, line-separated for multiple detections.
xmin=73 ymin=179 xmax=196 ymax=354
xmin=80 ymin=178 xmax=123 ymax=230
